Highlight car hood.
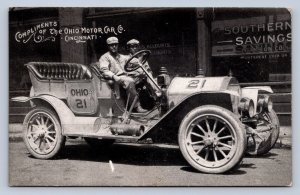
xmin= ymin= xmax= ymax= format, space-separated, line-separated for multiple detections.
xmin=167 ymin=76 xmax=240 ymax=106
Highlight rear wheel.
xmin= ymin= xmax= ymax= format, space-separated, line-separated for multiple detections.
xmin=247 ymin=109 xmax=280 ymax=155
xmin=23 ymin=107 xmax=65 ymax=159
xmin=178 ymin=105 xmax=246 ymax=174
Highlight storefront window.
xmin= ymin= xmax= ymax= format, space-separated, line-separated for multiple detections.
xmin=213 ymin=53 xmax=291 ymax=83
xmin=211 ymin=8 xmax=291 ymax=83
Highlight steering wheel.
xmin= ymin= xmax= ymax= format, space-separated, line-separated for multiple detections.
xmin=124 ymin=50 xmax=151 ymax=72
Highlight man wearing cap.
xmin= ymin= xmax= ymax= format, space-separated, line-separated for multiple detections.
xmin=126 ymin=39 xmax=153 ymax=76
xmin=126 ymin=39 xmax=160 ymax=97
xmin=99 ymin=36 xmax=147 ymax=113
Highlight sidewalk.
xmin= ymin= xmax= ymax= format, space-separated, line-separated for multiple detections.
xmin=8 ymin=123 xmax=292 ymax=148
xmin=274 ymin=126 xmax=292 ymax=148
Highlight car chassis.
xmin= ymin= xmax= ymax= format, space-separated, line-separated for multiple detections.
xmin=12 ymin=50 xmax=280 ymax=174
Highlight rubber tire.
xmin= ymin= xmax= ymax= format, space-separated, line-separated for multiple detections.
xmin=249 ymin=109 xmax=280 ymax=155
xmin=178 ymin=105 xmax=246 ymax=174
xmin=23 ymin=107 xmax=66 ymax=159
xmin=84 ymin=138 xmax=115 ymax=148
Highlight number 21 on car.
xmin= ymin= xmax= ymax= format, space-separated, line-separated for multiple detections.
xmin=67 ymin=83 xmax=97 ymax=114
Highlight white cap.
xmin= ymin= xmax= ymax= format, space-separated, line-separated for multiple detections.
xmin=106 ymin=37 xmax=119 ymax=45
xmin=127 ymin=39 xmax=140 ymax=45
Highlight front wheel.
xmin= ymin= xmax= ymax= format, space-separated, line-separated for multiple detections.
xmin=23 ymin=107 xmax=65 ymax=159
xmin=178 ymin=105 xmax=246 ymax=174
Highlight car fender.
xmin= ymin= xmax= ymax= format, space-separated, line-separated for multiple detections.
xmin=12 ymin=95 xmax=75 ymax=134
xmin=242 ymin=86 xmax=273 ymax=93
xmin=139 ymin=91 xmax=235 ymax=142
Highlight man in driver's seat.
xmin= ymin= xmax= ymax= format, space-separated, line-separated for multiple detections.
xmin=126 ymin=39 xmax=161 ymax=98
xmin=126 ymin=39 xmax=153 ymax=76
xmin=99 ymin=36 xmax=147 ymax=113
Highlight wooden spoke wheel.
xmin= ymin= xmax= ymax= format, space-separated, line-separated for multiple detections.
xmin=23 ymin=107 xmax=65 ymax=159
xmin=179 ymin=106 xmax=246 ymax=174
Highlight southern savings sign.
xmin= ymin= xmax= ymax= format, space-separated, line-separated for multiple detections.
xmin=211 ymin=14 xmax=291 ymax=57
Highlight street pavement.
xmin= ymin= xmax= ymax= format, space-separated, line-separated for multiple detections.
xmin=9 ymin=140 xmax=292 ymax=186
xmin=8 ymin=124 xmax=292 ymax=186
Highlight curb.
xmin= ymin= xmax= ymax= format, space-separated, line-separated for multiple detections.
xmin=9 ymin=123 xmax=23 ymax=142
xmin=9 ymin=133 xmax=23 ymax=142
xmin=275 ymin=126 xmax=292 ymax=149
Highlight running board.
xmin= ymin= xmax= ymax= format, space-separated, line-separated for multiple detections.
xmin=64 ymin=132 xmax=140 ymax=141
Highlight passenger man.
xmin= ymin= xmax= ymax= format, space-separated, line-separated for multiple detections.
xmin=98 ymin=36 xmax=147 ymax=113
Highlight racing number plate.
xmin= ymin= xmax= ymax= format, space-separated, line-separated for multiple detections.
xmin=66 ymin=82 xmax=97 ymax=114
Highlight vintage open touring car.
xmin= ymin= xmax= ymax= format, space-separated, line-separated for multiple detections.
xmin=12 ymin=50 xmax=280 ymax=174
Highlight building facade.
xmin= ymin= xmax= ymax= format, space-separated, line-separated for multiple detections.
xmin=9 ymin=8 xmax=291 ymax=125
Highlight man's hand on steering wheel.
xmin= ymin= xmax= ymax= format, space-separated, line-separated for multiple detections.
xmin=124 ymin=50 xmax=151 ymax=72
xmin=126 ymin=58 xmax=142 ymax=77
xmin=127 ymin=63 xmax=144 ymax=77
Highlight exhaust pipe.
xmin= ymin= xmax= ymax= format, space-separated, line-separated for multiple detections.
xmin=110 ymin=124 xmax=145 ymax=136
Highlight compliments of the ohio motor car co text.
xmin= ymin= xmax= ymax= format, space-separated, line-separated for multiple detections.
xmin=15 ymin=21 xmax=125 ymax=44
